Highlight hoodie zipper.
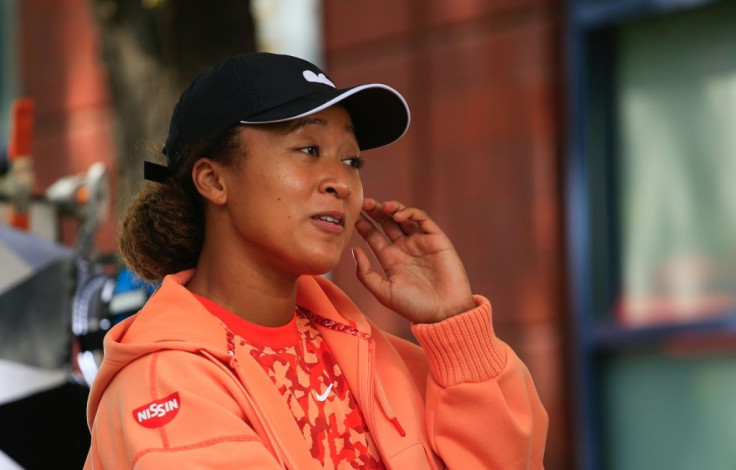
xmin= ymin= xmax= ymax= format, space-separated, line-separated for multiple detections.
xmin=358 ymin=338 xmax=409 ymax=470
xmin=302 ymin=308 xmax=405 ymax=437
xmin=359 ymin=338 xmax=385 ymax=462
xmin=374 ymin=372 xmax=406 ymax=437
xmin=295 ymin=307 xmax=409 ymax=468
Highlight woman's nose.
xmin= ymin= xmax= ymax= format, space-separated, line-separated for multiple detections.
xmin=320 ymin=178 xmax=351 ymax=199
xmin=318 ymin=162 xmax=352 ymax=199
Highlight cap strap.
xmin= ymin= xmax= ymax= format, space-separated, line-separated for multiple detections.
xmin=143 ymin=161 xmax=170 ymax=183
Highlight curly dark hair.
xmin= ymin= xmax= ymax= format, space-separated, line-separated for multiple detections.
xmin=118 ymin=126 xmax=242 ymax=281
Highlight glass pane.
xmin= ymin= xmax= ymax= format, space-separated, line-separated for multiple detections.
xmin=600 ymin=350 xmax=736 ymax=470
xmin=615 ymin=2 xmax=736 ymax=326
xmin=0 ymin=0 xmax=20 ymax=140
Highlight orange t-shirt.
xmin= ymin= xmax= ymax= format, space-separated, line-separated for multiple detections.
xmin=194 ymin=294 xmax=385 ymax=469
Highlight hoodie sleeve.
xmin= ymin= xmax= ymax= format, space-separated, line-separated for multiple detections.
xmin=84 ymin=349 xmax=283 ymax=470
xmin=411 ymin=295 xmax=549 ymax=469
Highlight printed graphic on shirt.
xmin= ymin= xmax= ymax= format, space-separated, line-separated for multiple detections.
xmin=242 ymin=311 xmax=384 ymax=470
xmin=132 ymin=392 xmax=180 ymax=428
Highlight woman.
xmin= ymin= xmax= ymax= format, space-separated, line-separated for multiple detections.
xmin=84 ymin=52 xmax=548 ymax=469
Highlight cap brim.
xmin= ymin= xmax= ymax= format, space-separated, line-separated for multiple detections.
xmin=240 ymin=84 xmax=410 ymax=151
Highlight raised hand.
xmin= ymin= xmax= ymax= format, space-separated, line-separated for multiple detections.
xmin=352 ymin=198 xmax=476 ymax=324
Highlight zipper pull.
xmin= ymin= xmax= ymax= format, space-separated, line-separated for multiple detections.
xmin=374 ymin=373 xmax=406 ymax=437
xmin=390 ymin=417 xmax=406 ymax=437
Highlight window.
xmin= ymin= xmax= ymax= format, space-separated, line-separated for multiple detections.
xmin=568 ymin=0 xmax=736 ymax=468
xmin=616 ymin=8 xmax=736 ymax=327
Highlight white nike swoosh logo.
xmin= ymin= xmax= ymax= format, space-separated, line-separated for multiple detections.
xmin=314 ymin=383 xmax=333 ymax=402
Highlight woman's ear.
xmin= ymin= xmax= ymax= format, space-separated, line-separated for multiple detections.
xmin=192 ymin=158 xmax=227 ymax=205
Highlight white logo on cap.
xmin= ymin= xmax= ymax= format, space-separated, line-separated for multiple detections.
xmin=303 ymin=70 xmax=336 ymax=88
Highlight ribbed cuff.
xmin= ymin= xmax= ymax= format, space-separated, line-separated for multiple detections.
xmin=411 ymin=295 xmax=507 ymax=387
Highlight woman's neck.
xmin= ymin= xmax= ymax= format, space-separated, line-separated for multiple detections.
xmin=187 ymin=245 xmax=298 ymax=327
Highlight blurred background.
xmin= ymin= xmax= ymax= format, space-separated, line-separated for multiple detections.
xmin=1 ymin=0 xmax=735 ymax=469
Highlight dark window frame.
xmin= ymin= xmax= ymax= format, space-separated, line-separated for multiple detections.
xmin=565 ymin=0 xmax=736 ymax=468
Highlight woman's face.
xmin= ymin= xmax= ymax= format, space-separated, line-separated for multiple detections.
xmin=218 ymin=105 xmax=364 ymax=278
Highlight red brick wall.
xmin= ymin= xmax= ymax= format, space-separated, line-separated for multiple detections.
xmin=18 ymin=0 xmax=117 ymax=252
xmin=15 ymin=0 xmax=571 ymax=465
xmin=324 ymin=1 xmax=571 ymax=468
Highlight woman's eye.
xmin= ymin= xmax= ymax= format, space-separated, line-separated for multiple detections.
xmin=343 ymin=157 xmax=365 ymax=169
xmin=299 ymin=146 xmax=320 ymax=156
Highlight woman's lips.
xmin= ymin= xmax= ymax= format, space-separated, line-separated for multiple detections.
xmin=311 ymin=211 xmax=345 ymax=234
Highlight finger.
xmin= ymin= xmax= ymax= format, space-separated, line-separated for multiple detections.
xmin=382 ymin=201 xmax=430 ymax=236
xmin=355 ymin=209 xmax=401 ymax=249
xmin=363 ymin=198 xmax=404 ymax=239
xmin=363 ymin=199 xmax=425 ymax=240
xmin=380 ymin=200 xmax=407 ymax=214
xmin=374 ymin=200 xmax=411 ymax=241
xmin=355 ymin=211 xmax=392 ymax=253
xmin=366 ymin=200 xmax=421 ymax=241
xmin=393 ymin=212 xmax=422 ymax=236
xmin=390 ymin=206 xmax=445 ymax=236
xmin=362 ymin=197 xmax=379 ymax=212
xmin=352 ymin=247 xmax=390 ymax=304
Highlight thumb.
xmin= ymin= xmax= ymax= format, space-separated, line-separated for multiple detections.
xmin=352 ymin=247 xmax=389 ymax=303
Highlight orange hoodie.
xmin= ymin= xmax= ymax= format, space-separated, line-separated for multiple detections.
xmin=85 ymin=270 xmax=547 ymax=469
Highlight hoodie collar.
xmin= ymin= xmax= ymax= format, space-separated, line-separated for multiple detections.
xmin=87 ymin=270 xmax=374 ymax=427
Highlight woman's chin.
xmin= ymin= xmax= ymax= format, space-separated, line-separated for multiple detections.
xmin=300 ymin=254 xmax=342 ymax=277
xmin=303 ymin=261 xmax=340 ymax=277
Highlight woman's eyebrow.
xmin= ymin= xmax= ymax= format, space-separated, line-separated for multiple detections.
xmin=288 ymin=117 xmax=326 ymax=131
xmin=287 ymin=116 xmax=356 ymax=135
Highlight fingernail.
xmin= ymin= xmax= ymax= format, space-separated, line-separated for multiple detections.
xmin=351 ymin=248 xmax=357 ymax=265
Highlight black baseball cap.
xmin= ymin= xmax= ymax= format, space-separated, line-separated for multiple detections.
xmin=144 ymin=52 xmax=410 ymax=182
